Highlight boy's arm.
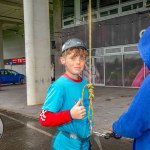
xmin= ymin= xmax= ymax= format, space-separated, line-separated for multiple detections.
xmin=39 ymin=110 xmax=72 ymax=126
xmin=40 ymin=99 xmax=86 ymax=126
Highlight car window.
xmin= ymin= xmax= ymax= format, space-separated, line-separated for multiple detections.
xmin=5 ymin=70 xmax=11 ymax=75
xmin=10 ymin=70 xmax=17 ymax=75
xmin=7 ymin=70 xmax=12 ymax=75
xmin=5 ymin=71 xmax=7 ymax=75
xmin=4 ymin=70 xmax=8 ymax=75
xmin=0 ymin=70 xmax=4 ymax=75
xmin=0 ymin=70 xmax=18 ymax=75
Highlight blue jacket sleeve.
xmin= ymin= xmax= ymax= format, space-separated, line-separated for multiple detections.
xmin=112 ymin=75 xmax=150 ymax=138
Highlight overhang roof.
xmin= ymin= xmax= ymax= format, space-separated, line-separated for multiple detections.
xmin=0 ymin=0 xmax=23 ymax=31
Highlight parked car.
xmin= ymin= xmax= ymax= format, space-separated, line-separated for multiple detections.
xmin=0 ymin=69 xmax=25 ymax=85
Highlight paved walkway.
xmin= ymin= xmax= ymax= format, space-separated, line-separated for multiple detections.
xmin=0 ymin=84 xmax=138 ymax=131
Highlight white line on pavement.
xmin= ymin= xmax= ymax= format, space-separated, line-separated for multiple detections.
xmin=0 ymin=112 xmax=53 ymax=137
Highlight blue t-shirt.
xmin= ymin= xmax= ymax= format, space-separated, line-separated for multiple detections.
xmin=42 ymin=75 xmax=91 ymax=150
xmin=112 ymin=75 xmax=150 ymax=150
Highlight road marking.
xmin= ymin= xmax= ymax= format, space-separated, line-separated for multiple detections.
xmin=0 ymin=112 xmax=53 ymax=137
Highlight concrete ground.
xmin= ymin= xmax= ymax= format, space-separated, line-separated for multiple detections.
xmin=0 ymin=84 xmax=138 ymax=132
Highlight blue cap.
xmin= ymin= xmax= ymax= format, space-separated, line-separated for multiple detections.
xmin=138 ymin=26 xmax=150 ymax=69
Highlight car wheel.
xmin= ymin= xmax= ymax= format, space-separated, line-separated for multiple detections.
xmin=20 ymin=78 xmax=24 ymax=84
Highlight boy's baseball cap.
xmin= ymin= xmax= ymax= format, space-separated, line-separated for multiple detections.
xmin=62 ymin=38 xmax=87 ymax=53
xmin=138 ymin=26 xmax=150 ymax=69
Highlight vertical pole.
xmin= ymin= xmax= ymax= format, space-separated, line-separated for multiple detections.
xmin=88 ymin=0 xmax=92 ymax=83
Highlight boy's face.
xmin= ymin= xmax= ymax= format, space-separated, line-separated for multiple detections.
xmin=60 ymin=48 xmax=87 ymax=78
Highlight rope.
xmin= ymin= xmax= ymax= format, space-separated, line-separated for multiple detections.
xmin=88 ymin=0 xmax=92 ymax=84
xmin=87 ymin=0 xmax=94 ymax=133
xmin=80 ymin=83 xmax=94 ymax=133
xmin=81 ymin=0 xmax=94 ymax=134
xmin=81 ymin=83 xmax=94 ymax=119
xmin=81 ymin=0 xmax=94 ymax=124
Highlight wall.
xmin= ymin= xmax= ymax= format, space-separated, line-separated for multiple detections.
xmin=5 ymin=64 xmax=26 ymax=75
xmin=3 ymin=30 xmax=25 ymax=59
xmin=62 ymin=11 xmax=150 ymax=48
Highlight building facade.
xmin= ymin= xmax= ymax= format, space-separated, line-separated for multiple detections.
xmin=61 ymin=0 xmax=150 ymax=87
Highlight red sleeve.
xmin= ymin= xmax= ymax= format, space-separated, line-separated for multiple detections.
xmin=39 ymin=110 xmax=72 ymax=126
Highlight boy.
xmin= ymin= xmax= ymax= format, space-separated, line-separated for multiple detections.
xmin=112 ymin=26 xmax=150 ymax=150
xmin=40 ymin=38 xmax=92 ymax=150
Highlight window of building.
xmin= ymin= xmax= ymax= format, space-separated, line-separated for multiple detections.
xmin=81 ymin=0 xmax=97 ymax=14
xmin=62 ymin=0 xmax=74 ymax=19
xmin=110 ymin=8 xmax=118 ymax=15
xmin=82 ymin=44 xmax=149 ymax=87
xmin=124 ymin=53 xmax=143 ymax=87
xmin=124 ymin=45 xmax=138 ymax=52
xmin=93 ymin=57 xmax=104 ymax=85
xmin=121 ymin=0 xmax=136 ymax=3
xmin=105 ymin=55 xmax=123 ymax=86
xmin=122 ymin=2 xmax=143 ymax=12
xmin=122 ymin=5 xmax=132 ymax=12
xmin=105 ymin=47 xmax=121 ymax=54
xmin=100 ymin=0 xmax=119 ymax=8
xmin=133 ymin=2 xmax=143 ymax=9
xmin=100 ymin=8 xmax=118 ymax=17
xmin=146 ymin=0 xmax=150 ymax=7
xmin=100 ymin=11 xmax=108 ymax=17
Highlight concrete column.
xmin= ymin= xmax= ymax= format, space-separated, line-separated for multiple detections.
xmin=0 ymin=22 xmax=4 ymax=69
xmin=53 ymin=0 xmax=63 ymax=79
xmin=53 ymin=0 xmax=62 ymax=51
xmin=23 ymin=0 xmax=51 ymax=105
xmin=75 ymin=0 xmax=81 ymax=25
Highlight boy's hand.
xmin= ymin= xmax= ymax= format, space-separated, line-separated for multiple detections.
xmin=70 ymin=99 xmax=86 ymax=119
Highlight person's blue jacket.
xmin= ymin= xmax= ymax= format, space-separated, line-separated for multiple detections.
xmin=112 ymin=26 xmax=150 ymax=150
